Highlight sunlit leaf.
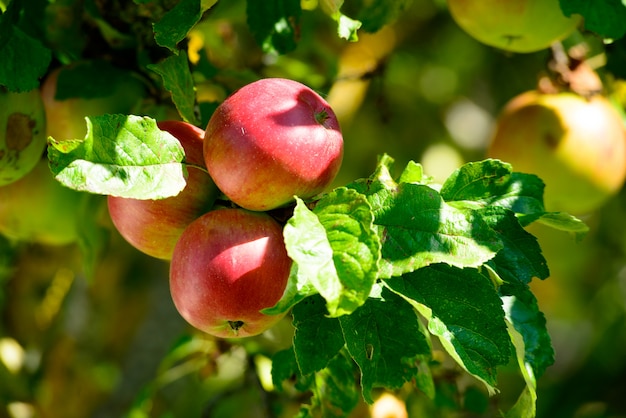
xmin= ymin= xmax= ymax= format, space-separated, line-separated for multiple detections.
xmin=48 ymin=114 xmax=186 ymax=199
xmin=269 ymin=189 xmax=379 ymax=317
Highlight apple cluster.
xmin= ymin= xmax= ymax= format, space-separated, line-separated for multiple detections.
xmin=109 ymin=78 xmax=344 ymax=338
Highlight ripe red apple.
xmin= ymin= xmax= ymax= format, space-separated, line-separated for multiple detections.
xmin=204 ymin=78 xmax=344 ymax=211
xmin=447 ymin=0 xmax=581 ymax=53
xmin=107 ymin=120 xmax=219 ymax=260
xmin=169 ymin=208 xmax=292 ymax=338
xmin=0 ymin=158 xmax=84 ymax=245
xmin=487 ymin=91 xmax=626 ymax=215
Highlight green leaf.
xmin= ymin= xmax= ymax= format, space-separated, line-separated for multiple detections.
xmin=0 ymin=23 xmax=51 ymax=92
xmin=440 ymin=159 xmax=545 ymax=216
xmin=148 ymin=51 xmax=199 ymax=125
xmin=385 ymin=264 xmax=512 ymax=393
xmin=320 ymin=0 xmax=361 ymax=41
xmin=304 ymin=351 xmax=361 ymax=418
xmin=501 ymin=282 xmax=554 ymax=379
xmin=353 ymin=0 xmax=413 ymax=33
xmin=505 ymin=384 xmax=536 ymax=418
xmin=246 ymin=0 xmax=301 ymax=54
xmin=480 ymin=206 xmax=549 ymax=284
xmin=349 ymin=170 xmax=502 ymax=278
xmin=525 ymin=211 xmax=589 ymax=240
xmin=55 ymin=60 xmax=143 ymax=100
xmin=47 ymin=114 xmax=187 ymax=199
xmin=339 ymin=286 xmax=431 ymax=404
xmin=153 ymin=0 xmax=204 ymax=53
xmin=397 ymin=160 xmax=430 ymax=185
xmin=270 ymin=189 xmax=380 ymax=317
xmin=292 ymin=295 xmax=345 ymax=375
xmin=560 ymin=0 xmax=626 ymax=40
xmin=272 ymin=348 xmax=305 ymax=391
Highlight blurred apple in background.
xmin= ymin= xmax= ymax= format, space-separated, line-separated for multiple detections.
xmin=107 ymin=120 xmax=219 ymax=260
xmin=487 ymin=90 xmax=626 ymax=215
xmin=0 ymin=158 xmax=84 ymax=246
xmin=0 ymin=87 xmax=47 ymax=186
xmin=447 ymin=0 xmax=581 ymax=53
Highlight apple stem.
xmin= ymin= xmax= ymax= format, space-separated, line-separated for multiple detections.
xmin=315 ymin=109 xmax=329 ymax=126
xmin=185 ymin=162 xmax=211 ymax=176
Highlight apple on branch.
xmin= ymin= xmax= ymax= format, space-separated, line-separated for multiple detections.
xmin=169 ymin=208 xmax=292 ymax=338
xmin=203 ymin=77 xmax=344 ymax=211
xmin=487 ymin=90 xmax=626 ymax=215
xmin=446 ymin=0 xmax=581 ymax=53
xmin=107 ymin=120 xmax=219 ymax=260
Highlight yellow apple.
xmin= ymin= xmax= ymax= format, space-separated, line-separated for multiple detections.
xmin=487 ymin=90 xmax=626 ymax=215
xmin=447 ymin=0 xmax=581 ymax=53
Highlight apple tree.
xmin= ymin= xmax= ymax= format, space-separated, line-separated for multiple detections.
xmin=2 ymin=0 xmax=626 ymax=417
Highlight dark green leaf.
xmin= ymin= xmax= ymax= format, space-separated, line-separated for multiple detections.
xmin=271 ymin=348 xmax=301 ymax=391
xmin=292 ymin=295 xmax=345 ymax=375
xmin=480 ymin=206 xmax=549 ymax=284
xmin=353 ymin=0 xmax=413 ymax=32
xmin=560 ymin=0 xmax=626 ymax=40
xmin=246 ymin=0 xmax=301 ymax=54
xmin=339 ymin=286 xmax=431 ymax=403
xmin=55 ymin=60 xmax=143 ymax=100
xmin=501 ymin=282 xmax=554 ymax=379
xmin=385 ymin=264 xmax=512 ymax=393
xmin=0 ymin=26 xmax=51 ymax=92
xmin=440 ymin=159 xmax=545 ymax=216
xmin=148 ymin=51 xmax=199 ymax=125
xmin=47 ymin=114 xmax=187 ymax=199
xmin=304 ymin=351 xmax=360 ymax=417
xmin=153 ymin=0 xmax=204 ymax=53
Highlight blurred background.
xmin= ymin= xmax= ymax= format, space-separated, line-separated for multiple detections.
xmin=1 ymin=0 xmax=626 ymax=417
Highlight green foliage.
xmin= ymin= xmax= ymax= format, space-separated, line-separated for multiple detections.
xmin=247 ymin=0 xmax=301 ymax=54
xmin=560 ymin=0 xmax=626 ymax=39
xmin=4 ymin=0 xmax=622 ymax=417
xmin=148 ymin=51 xmax=199 ymax=125
xmin=48 ymin=114 xmax=187 ymax=199
xmin=0 ymin=0 xmax=51 ymax=91
xmin=153 ymin=0 xmax=206 ymax=53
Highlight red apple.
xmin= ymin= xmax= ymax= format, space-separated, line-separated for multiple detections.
xmin=107 ymin=121 xmax=219 ymax=260
xmin=203 ymin=78 xmax=344 ymax=211
xmin=447 ymin=0 xmax=581 ymax=53
xmin=169 ymin=208 xmax=292 ymax=338
xmin=487 ymin=91 xmax=626 ymax=215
